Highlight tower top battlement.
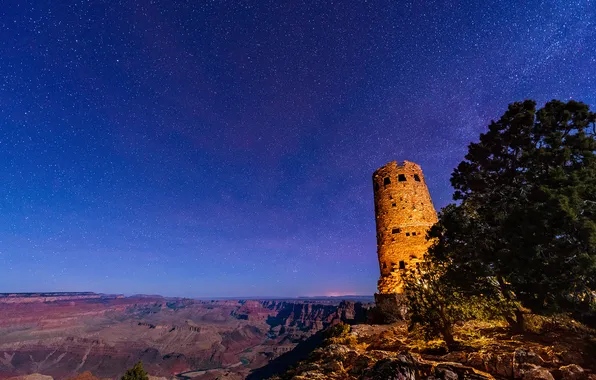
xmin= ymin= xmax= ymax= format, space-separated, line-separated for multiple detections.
xmin=373 ymin=160 xmax=422 ymax=176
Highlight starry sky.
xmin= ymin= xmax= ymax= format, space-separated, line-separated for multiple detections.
xmin=1 ymin=1 xmax=595 ymax=297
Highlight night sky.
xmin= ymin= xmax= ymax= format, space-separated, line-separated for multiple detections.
xmin=1 ymin=1 xmax=595 ymax=297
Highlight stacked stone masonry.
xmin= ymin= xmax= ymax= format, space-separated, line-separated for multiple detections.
xmin=373 ymin=160 xmax=438 ymax=294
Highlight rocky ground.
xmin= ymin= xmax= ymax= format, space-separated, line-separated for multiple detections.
xmin=267 ymin=319 xmax=596 ymax=380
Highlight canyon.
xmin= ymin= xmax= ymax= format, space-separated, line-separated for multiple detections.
xmin=0 ymin=293 xmax=370 ymax=380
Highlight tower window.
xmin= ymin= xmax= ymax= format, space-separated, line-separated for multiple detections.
xmin=398 ymin=174 xmax=406 ymax=182
xmin=412 ymin=232 xmax=417 ymax=236
xmin=382 ymin=263 xmax=387 ymax=269
xmin=384 ymin=177 xmax=391 ymax=186
xmin=399 ymin=261 xmax=406 ymax=270
xmin=414 ymin=174 xmax=421 ymax=182
xmin=392 ymin=228 xmax=400 ymax=234
xmin=405 ymin=232 xmax=410 ymax=236
xmin=392 ymin=203 xmax=396 ymax=207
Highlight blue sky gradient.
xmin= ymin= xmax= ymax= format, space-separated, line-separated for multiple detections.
xmin=1 ymin=0 xmax=595 ymax=297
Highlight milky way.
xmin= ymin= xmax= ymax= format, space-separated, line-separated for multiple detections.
xmin=1 ymin=0 xmax=595 ymax=297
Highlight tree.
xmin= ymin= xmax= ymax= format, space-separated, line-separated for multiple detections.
xmin=402 ymin=259 xmax=457 ymax=346
xmin=403 ymin=257 xmax=497 ymax=347
xmin=429 ymin=99 xmax=596 ymax=330
xmin=121 ymin=361 xmax=149 ymax=380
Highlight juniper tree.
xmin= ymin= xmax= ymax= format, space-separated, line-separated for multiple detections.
xmin=121 ymin=361 xmax=148 ymax=380
xmin=429 ymin=100 xmax=596 ymax=330
xmin=403 ymin=253 xmax=501 ymax=347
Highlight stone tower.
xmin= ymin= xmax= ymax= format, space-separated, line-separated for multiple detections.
xmin=372 ymin=160 xmax=438 ymax=294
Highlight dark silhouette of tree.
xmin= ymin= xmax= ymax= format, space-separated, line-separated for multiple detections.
xmin=428 ymin=99 xmax=596 ymax=331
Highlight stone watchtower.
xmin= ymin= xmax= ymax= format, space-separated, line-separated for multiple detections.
xmin=372 ymin=161 xmax=438 ymax=295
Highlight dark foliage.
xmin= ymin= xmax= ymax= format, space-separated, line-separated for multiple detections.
xmin=428 ymin=99 xmax=596 ymax=329
xmin=121 ymin=361 xmax=149 ymax=380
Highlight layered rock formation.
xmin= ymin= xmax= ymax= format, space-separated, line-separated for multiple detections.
xmin=0 ymin=295 xmax=369 ymax=379
xmin=0 ymin=293 xmax=118 ymax=304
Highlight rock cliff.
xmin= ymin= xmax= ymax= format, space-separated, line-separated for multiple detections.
xmin=0 ymin=296 xmax=370 ymax=379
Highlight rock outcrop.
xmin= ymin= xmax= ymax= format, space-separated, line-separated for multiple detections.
xmin=264 ymin=322 xmax=596 ymax=380
xmin=275 ymin=343 xmax=496 ymax=380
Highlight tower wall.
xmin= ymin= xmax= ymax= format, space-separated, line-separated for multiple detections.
xmin=372 ymin=160 xmax=438 ymax=294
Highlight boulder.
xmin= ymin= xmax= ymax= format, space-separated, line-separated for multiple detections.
xmin=349 ymin=353 xmax=376 ymax=376
xmin=536 ymin=347 xmax=561 ymax=367
xmin=553 ymin=364 xmax=587 ymax=380
xmin=467 ymin=351 xmax=513 ymax=378
xmin=364 ymin=356 xmax=417 ymax=380
xmin=514 ymin=348 xmax=545 ymax=378
xmin=323 ymin=359 xmax=345 ymax=373
xmin=325 ymin=344 xmax=352 ymax=354
xmin=515 ymin=348 xmax=545 ymax=366
xmin=442 ymin=352 xmax=468 ymax=363
xmin=435 ymin=367 xmax=458 ymax=380
xmin=559 ymin=350 xmax=585 ymax=366
xmin=521 ymin=365 xmax=555 ymax=380
xmin=434 ymin=362 xmax=494 ymax=380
